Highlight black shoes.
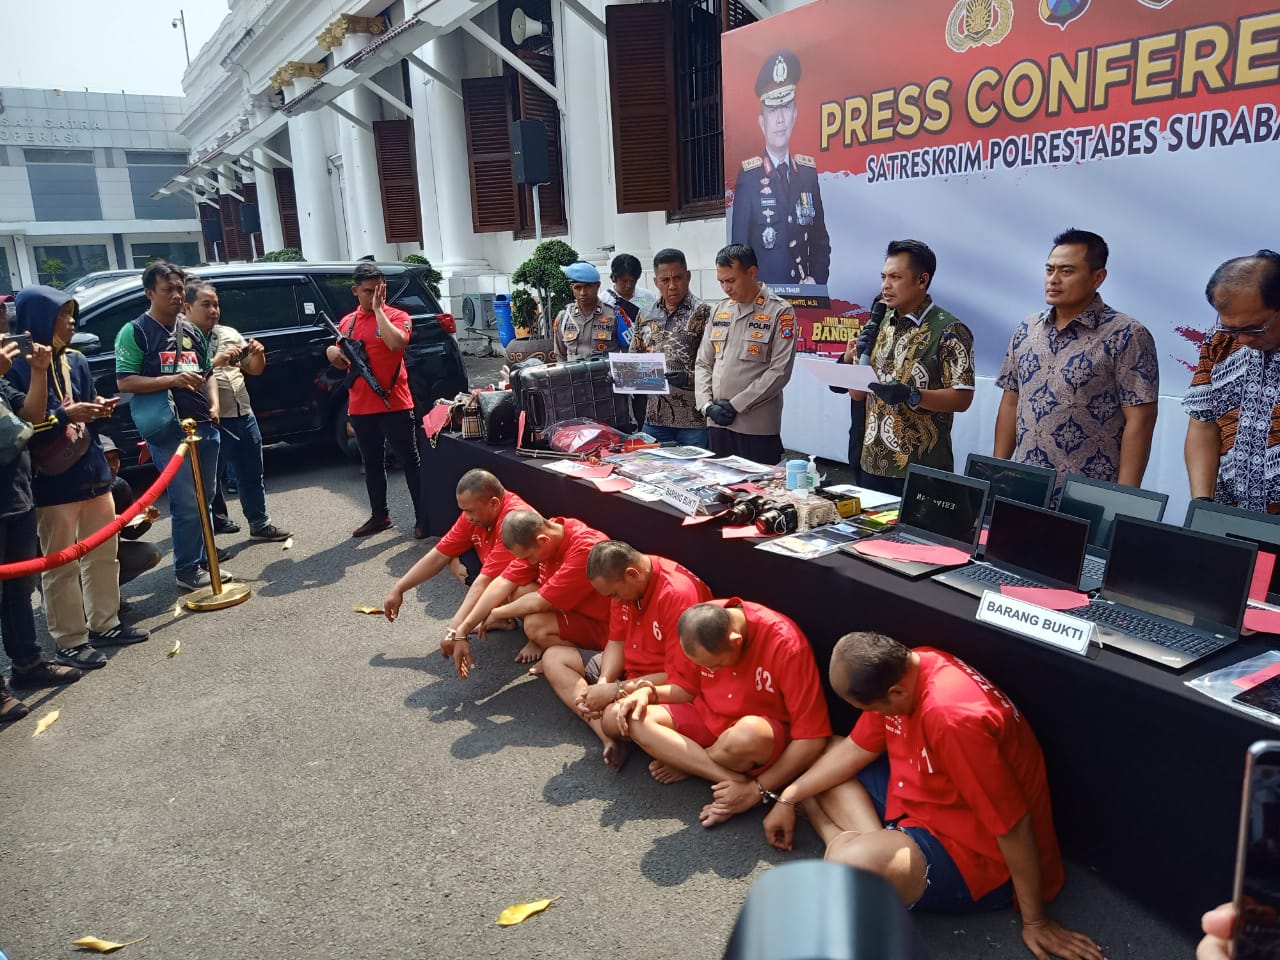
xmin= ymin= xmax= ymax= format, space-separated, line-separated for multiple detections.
xmin=250 ymin=523 xmax=292 ymax=542
xmin=352 ymin=515 xmax=392 ymax=538
xmin=12 ymin=659 xmax=88 ymax=685
xmin=88 ymin=623 xmax=151 ymax=646
xmin=214 ymin=519 xmax=242 ymax=535
xmin=52 ymin=644 xmax=107 ymax=670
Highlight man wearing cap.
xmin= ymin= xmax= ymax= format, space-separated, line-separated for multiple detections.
xmin=553 ymin=262 xmax=625 ymax=362
xmin=730 ymin=49 xmax=829 ymax=288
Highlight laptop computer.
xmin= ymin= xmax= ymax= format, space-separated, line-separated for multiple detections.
xmin=1057 ymin=474 xmax=1169 ymax=591
xmin=964 ymin=454 xmax=1056 ymax=523
xmin=1069 ymin=514 xmax=1256 ymax=670
xmin=838 ymin=465 xmax=989 ymax=580
xmin=932 ymin=497 xmax=1090 ymax=599
xmin=1183 ymin=501 xmax=1280 ymax=608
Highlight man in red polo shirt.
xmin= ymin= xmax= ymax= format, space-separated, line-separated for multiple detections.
xmin=761 ymin=633 xmax=1102 ymax=960
xmin=540 ymin=540 xmax=711 ymax=770
xmin=326 ymin=262 xmax=427 ymax=539
xmin=619 ymin=599 xmax=830 ymax=828
xmin=382 ymin=469 xmax=530 ymax=652
xmin=451 ymin=510 xmax=611 ymax=677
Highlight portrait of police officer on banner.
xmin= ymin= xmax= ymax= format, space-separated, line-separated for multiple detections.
xmin=730 ymin=50 xmax=830 ymax=292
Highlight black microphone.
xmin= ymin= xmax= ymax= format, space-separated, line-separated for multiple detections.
xmin=858 ymin=297 xmax=887 ymax=365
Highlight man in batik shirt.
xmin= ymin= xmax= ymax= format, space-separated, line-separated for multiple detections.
xmin=1185 ymin=250 xmax=1280 ymax=513
xmin=994 ymin=229 xmax=1159 ymax=493
xmin=853 ymin=240 xmax=975 ymax=496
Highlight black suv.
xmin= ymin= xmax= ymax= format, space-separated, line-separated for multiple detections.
xmin=70 ymin=261 xmax=467 ymax=463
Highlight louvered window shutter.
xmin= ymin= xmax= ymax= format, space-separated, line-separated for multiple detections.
xmin=374 ymin=119 xmax=423 ymax=244
xmin=272 ymin=167 xmax=302 ymax=251
xmin=462 ymin=76 xmax=519 ymax=233
xmin=606 ymin=3 xmax=677 ymax=213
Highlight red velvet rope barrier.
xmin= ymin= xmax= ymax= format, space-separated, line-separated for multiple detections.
xmin=0 ymin=443 xmax=190 ymax=581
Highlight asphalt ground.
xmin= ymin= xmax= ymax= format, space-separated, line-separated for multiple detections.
xmin=0 ymin=368 xmax=1200 ymax=959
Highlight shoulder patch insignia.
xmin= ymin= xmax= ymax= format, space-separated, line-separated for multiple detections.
xmin=755 ymin=294 xmax=766 ymax=307
xmin=795 ymin=154 xmax=816 ymax=167
xmin=741 ymin=156 xmax=763 ymax=171
xmin=780 ymin=316 xmax=796 ymax=339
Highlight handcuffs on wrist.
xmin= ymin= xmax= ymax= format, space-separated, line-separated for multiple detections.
xmin=755 ymin=780 xmax=797 ymax=807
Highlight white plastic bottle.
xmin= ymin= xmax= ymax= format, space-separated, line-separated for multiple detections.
xmin=805 ymin=455 xmax=821 ymax=491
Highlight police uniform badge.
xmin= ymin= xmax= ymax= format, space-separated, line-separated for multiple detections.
xmin=747 ymin=343 xmax=762 ymax=356
xmin=561 ymin=315 xmax=581 ymax=341
xmin=795 ymin=193 xmax=816 ymax=226
xmin=595 ymin=328 xmax=610 ymax=339
xmin=779 ymin=315 xmax=796 ymax=339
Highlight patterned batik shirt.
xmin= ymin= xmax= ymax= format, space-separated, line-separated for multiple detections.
xmin=630 ymin=294 xmax=709 ymax=430
xmin=862 ymin=297 xmax=975 ymax=479
xmin=1183 ymin=334 xmax=1280 ymax=513
xmin=995 ymin=296 xmax=1160 ymax=488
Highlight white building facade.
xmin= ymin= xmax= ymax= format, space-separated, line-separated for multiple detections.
xmin=169 ymin=0 xmax=811 ymax=318
xmin=0 ymin=87 xmax=201 ymax=293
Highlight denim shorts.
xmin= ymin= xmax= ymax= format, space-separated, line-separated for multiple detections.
xmin=857 ymin=757 xmax=1014 ymax=913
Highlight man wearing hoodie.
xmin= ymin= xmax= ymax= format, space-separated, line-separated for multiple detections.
xmin=9 ymin=286 xmax=149 ymax=671
xmin=0 ymin=336 xmax=83 ymax=722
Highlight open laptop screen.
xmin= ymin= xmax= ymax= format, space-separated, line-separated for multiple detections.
xmin=964 ymin=454 xmax=1055 ymax=522
xmin=900 ymin=466 xmax=987 ymax=547
xmin=1058 ymin=475 xmax=1168 ymax=554
xmin=1102 ymin=515 xmax=1255 ymax=632
xmin=1185 ymin=499 xmax=1280 ymax=542
xmin=985 ymin=497 xmax=1089 ymax=585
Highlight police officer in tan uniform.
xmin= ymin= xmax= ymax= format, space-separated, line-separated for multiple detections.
xmin=552 ymin=262 xmax=625 ymax=362
xmin=694 ymin=244 xmax=798 ymax=464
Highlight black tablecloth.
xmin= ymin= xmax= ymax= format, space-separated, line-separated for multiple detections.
xmin=423 ymin=433 xmax=1276 ymax=925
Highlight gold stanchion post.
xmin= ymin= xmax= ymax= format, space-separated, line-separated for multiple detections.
xmin=180 ymin=418 xmax=251 ymax=611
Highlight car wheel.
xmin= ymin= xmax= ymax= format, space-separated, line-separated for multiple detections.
xmin=333 ymin=394 xmax=361 ymax=461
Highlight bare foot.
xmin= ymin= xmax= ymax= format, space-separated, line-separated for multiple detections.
xmin=698 ymin=800 xmax=737 ymax=828
xmin=514 ymin=641 xmax=542 ymax=664
xmin=648 ymin=760 xmax=689 ymax=784
xmin=602 ymin=737 xmax=631 ymax=772
xmin=527 ymin=661 xmax=545 ymax=677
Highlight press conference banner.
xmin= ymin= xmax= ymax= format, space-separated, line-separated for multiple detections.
xmin=723 ymin=0 xmax=1280 ymax=387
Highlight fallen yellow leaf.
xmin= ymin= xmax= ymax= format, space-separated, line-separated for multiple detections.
xmin=283 ymin=537 xmax=293 ymax=550
xmin=172 ymin=601 xmax=184 ymax=618
xmin=71 ymin=934 xmax=146 ymax=952
xmin=166 ymin=639 xmax=181 ymax=658
xmin=496 ymin=897 xmax=557 ymax=926
xmin=354 ymin=605 xmax=384 ymax=615
xmin=32 ymin=710 xmax=59 ymax=737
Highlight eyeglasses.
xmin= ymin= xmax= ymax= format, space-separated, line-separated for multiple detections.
xmin=1214 ymin=312 xmax=1279 ymax=338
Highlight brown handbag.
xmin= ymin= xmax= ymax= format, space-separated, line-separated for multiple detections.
xmin=30 ymin=411 xmax=91 ymax=476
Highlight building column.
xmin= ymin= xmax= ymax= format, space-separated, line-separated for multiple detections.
xmin=326 ymin=17 xmax=396 ymax=261
xmin=252 ymin=149 xmax=285 ymax=252
xmin=420 ymin=32 xmax=488 ymax=273
xmin=273 ymin=62 xmax=340 ymax=261
xmin=406 ymin=59 xmax=444 ymax=267
xmin=13 ymin=235 xmax=34 ymax=286
xmin=558 ymin=1 xmax=607 ymax=260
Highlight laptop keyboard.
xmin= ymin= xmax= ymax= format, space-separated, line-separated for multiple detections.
xmin=1081 ymin=555 xmax=1106 ymax=582
xmin=1077 ymin=603 xmax=1232 ymax=658
xmin=958 ymin=564 xmax=1045 ymax=590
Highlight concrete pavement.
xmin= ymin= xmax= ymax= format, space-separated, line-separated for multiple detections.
xmin=1 ymin=442 xmax=1198 ymax=959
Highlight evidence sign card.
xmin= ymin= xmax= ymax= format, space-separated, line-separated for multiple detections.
xmin=976 ymin=590 xmax=1094 ymax=656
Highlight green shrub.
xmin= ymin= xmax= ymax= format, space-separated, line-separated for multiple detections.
xmin=402 ymin=253 xmax=443 ymax=302
xmin=256 ymin=248 xmax=305 ymax=263
xmin=510 ymin=240 xmax=579 ymax=337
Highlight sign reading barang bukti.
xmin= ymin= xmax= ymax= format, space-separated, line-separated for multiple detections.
xmin=723 ymin=1 xmax=1280 ymax=389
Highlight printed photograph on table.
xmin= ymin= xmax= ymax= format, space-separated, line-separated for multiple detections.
xmin=608 ymin=353 xmax=670 ymax=395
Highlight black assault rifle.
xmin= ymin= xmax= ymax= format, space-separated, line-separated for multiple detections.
xmin=320 ymin=311 xmax=392 ymax=409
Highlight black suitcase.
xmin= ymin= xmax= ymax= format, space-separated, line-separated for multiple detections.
xmin=512 ymin=358 xmax=634 ymax=447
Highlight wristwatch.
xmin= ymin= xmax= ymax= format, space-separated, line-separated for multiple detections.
xmin=908 ymin=387 xmax=922 ymax=408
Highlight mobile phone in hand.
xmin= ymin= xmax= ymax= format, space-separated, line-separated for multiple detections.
xmin=1232 ymin=740 xmax=1280 ymax=959
xmin=4 ymin=333 xmax=33 ymax=356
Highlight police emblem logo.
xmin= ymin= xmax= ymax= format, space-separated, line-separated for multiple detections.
xmin=595 ymin=342 xmax=607 ymax=352
xmin=946 ymin=0 xmax=1014 ymax=51
xmin=747 ymin=343 xmax=762 ymax=356
xmin=779 ymin=316 xmax=796 ymax=340
xmin=772 ymin=55 xmax=788 ymax=84
xmin=750 ymin=331 xmax=764 ymax=340
xmin=595 ymin=329 xmax=609 ymax=339
xmin=1039 ymin=0 xmax=1089 ymax=28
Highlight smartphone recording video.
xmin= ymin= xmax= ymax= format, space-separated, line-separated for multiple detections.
xmin=4 ymin=333 xmax=33 ymax=356
xmin=1234 ymin=740 xmax=1280 ymax=960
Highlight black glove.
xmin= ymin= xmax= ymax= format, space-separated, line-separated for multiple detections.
xmin=664 ymin=370 xmax=694 ymax=390
xmin=867 ymin=380 xmax=919 ymax=407
xmin=706 ymin=400 xmax=737 ymax=426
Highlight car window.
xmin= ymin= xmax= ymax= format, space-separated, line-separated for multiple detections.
xmin=78 ymin=294 xmax=148 ymax=355
xmin=210 ymin=281 xmax=302 ymax=334
xmin=317 ymin=275 xmax=358 ymax=321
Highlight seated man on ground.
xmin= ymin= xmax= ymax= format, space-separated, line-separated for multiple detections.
xmin=383 ymin=469 xmax=530 ymax=652
xmin=619 ymin=599 xmax=830 ymax=827
xmin=761 ymin=632 xmax=1101 ymax=960
xmin=101 ymin=437 xmax=162 ymax=598
xmin=450 ymin=510 xmax=611 ymax=676
xmin=541 ymin=540 xmax=711 ymax=770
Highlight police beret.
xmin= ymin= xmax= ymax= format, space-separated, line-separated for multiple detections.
xmin=563 ymin=262 xmax=601 ymax=283
xmin=756 ymin=50 xmax=800 ymax=107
